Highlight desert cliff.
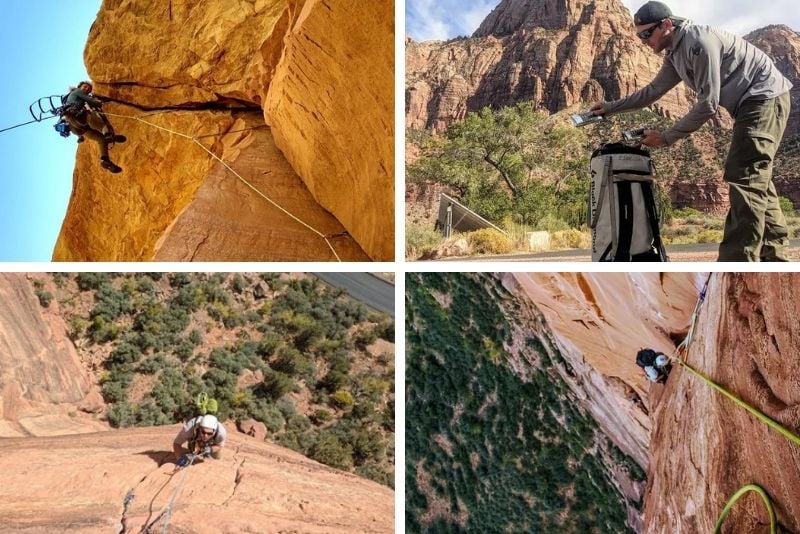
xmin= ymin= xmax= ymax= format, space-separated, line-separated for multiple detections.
xmin=510 ymin=273 xmax=800 ymax=532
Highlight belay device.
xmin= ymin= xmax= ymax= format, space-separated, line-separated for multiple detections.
xmin=588 ymin=142 xmax=668 ymax=262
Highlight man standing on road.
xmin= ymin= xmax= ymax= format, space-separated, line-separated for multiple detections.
xmin=591 ymin=1 xmax=793 ymax=262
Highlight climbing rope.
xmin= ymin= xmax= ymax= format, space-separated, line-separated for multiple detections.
xmin=714 ymin=484 xmax=776 ymax=534
xmin=100 ymin=110 xmax=345 ymax=262
xmin=666 ymin=273 xmax=799 ymax=531
xmin=142 ymin=454 xmax=197 ymax=534
xmin=0 ymin=116 xmax=55 ymax=134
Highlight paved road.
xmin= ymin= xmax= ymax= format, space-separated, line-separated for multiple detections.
xmin=313 ymin=273 xmax=395 ymax=317
xmin=440 ymin=240 xmax=800 ymax=262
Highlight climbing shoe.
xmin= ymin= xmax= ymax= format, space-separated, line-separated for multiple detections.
xmin=100 ymin=157 xmax=122 ymax=174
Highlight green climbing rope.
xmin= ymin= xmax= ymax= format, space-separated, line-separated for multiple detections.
xmin=670 ymin=273 xmax=799 ymax=532
xmin=713 ymin=484 xmax=776 ymax=534
xmin=679 ymin=361 xmax=800 ymax=447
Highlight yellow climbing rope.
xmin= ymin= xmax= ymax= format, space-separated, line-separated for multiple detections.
xmin=101 ymin=110 xmax=344 ymax=262
xmin=713 ymin=484 xmax=776 ymax=534
xmin=669 ymin=273 xmax=799 ymax=532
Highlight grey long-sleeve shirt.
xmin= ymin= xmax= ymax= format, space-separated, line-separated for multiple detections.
xmin=604 ymin=23 xmax=793 ymax=145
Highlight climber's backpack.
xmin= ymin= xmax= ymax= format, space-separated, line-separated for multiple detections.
xmin=588 ymin=143 xmax=668 ymax=262
xmin=636 ymin=348 xmax=658 ymax=368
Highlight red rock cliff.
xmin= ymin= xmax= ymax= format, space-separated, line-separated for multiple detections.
xmin=0 ymin=273 xmax=105 ymax=437
xmin=507 ymin=272 xmax=800 ymax=532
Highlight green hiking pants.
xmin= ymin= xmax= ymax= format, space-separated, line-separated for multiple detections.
xmin=66 ymin=111 xmax=110 ymax=160
xmin=719 ymin=92 xmax=791 ymax=262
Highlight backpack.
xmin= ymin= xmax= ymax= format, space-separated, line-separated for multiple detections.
xmin=636 ymin=348 xmax=658 ymax=368
xmin=588 ymin=143 xmax=668 ymax=262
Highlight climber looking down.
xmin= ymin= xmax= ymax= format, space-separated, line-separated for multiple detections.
xmin=62 ymin=81 xmax=126 ymax=174
xmin=173 ymin=414 xmax=227 ymax=466
xmin=636 ymin=348 xmax=672 ymax=383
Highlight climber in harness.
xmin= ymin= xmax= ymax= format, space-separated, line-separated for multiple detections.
xmin=62 ymin=81 xmax=126 ymax=174
xmin=173 ymin=414 xmax=227 ymax=466
xmin=635 ymin=348 xmax=672 ymax=383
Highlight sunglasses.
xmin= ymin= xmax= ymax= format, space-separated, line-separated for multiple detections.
xmin=200 ymin=429 xmax=214 ymax=436
xmin=637 ymin=20 xmax=663 ymax=40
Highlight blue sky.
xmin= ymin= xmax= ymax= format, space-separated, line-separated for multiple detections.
xmin=406 ymin=0 xmax=800 ymax=41
xmin=0 ymin=0 xmax=101 ymax=261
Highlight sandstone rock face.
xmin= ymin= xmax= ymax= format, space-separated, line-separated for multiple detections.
xmin=407 ymin=0 xmax=799 ymax=137
xmin=0 ymin=425 xmax=394 ymax=533
xmin=406 ymin=0 xmax=694 ymax=130
xmin=57 ymin=0 xmax=392 ymax=261
xmin=266 ymin=0 xmax=395 ymax=261
xmin=644 ymin=273 xmax=800 ymax=533
xmin=506 ymin=272 xmax=800 ymax=532
xmin=507 ymin=272 xmax=702 ymax=468
xmin=0 ymin=274 xmax=106 ymax=437
xmin=746 ymin=25 xmax=800 ymax=136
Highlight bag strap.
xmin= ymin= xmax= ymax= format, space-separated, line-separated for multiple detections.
xmin=641 ymin=183 xmax=669 ymax=262
xmin=589 ymin=156 xmax=612 ymax=229
xmin=614 ymin=181 xmax=634 ymax=261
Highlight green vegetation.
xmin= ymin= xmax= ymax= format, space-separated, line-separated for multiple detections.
xmin=406 ymin=273 xmax=634 ymax=532
xmin=42 ymin=273 xmax=394 ymax=487
xmin=408 ymin=104 xmax=590 ymax=230
xmin=407 ymin=104 xmax=800 ymax=254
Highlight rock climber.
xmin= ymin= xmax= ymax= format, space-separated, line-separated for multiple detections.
xmin=590 ymin=1 xmax=794 ymax=262
xmin=62 ymin=81 xmax=126 ymax=174
xmin=635 ymin=348 xmax=672 ymax=383
xmin=173 ymin=414 xmax=227 ymax=466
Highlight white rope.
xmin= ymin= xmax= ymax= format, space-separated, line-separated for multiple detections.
xmin=101 ymin=111 xmax=343 ymax=261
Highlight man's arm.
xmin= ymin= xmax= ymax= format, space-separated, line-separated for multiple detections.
xmin=662 ymin=37 xmax=722 ymax=145
xmin=602 ymin=61 xmax=682 ymax=116
xmin=75 ymin=90 xmax=103 ymax=108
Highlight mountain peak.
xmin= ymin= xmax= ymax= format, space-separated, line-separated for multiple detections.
xmin=473 ymin=0 xmax=633 ymax=38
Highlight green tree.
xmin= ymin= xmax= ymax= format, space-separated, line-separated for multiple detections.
xmin=407 ymin=103 xmax=589 ymax=227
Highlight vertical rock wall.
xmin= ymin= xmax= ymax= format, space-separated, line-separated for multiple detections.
xmin=55 ymin=0 xmax=392 ymax=261
xmin=266 ymin=0 xmax=395 ymax=261
xmin=644 ymin=273 xmax=800 ymax=533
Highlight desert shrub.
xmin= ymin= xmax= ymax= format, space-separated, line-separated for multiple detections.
xmin=107 ymin=401 xmax=134 ymax=427
xmin=231 ymin=274 xmax=248 ymax=294
xmin=272 ymin=346 xmax=314 ymax=379
xmin=354 ymin=327 xmax=379 ymax=350
xmin=672 ymin=207 xmax=703 ymax=219
xmin=406 ymin=223 xmax=444 ymax=259
xmin=257 ymin=371 xmax=295 ymax=400
xmin=75 ymin=272 xmax=112 ymax=290
xmin=466 ymin=229 xmax=512 ymax=255
xmin=35 ymin=288 xmax=53 ymax=307
xmin=252 ymin=400 xmax=285 ymax=432
xmin=331 ymin=389 xmax=354 ymax=409
xmin=534 ymin=214 xmax=570 ymax=233
xmin=312 ymin=409 xmax=333 ymax=425
xmin=780 ymin=196 xmax=796 ymax=216
xmin=551 ymin=228 xmax=591 ymax=250
xmin=695 ymin=230 xmax=723 ymax=243
xmin=309 ymin=431 xmax=353 ymax=470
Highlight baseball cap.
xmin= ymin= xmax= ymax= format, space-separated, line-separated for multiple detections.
xmin=634 ymin=1 xmax=687 ymax=26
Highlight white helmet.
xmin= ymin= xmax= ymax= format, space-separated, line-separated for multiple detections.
xmin=199 ymin=414 xmax=218 ymax=430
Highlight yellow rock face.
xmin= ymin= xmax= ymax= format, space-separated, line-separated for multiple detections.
xmin=266 ymin=0 xmax=395 ymax=261
xmin=56 ymin=0 xmax=392 ymax=261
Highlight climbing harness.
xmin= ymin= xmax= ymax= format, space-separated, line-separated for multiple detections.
xmin=101 ymin=109 xmax=346 ymax=261
xmin=666 ymin=273 xmax=799 ymax=531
